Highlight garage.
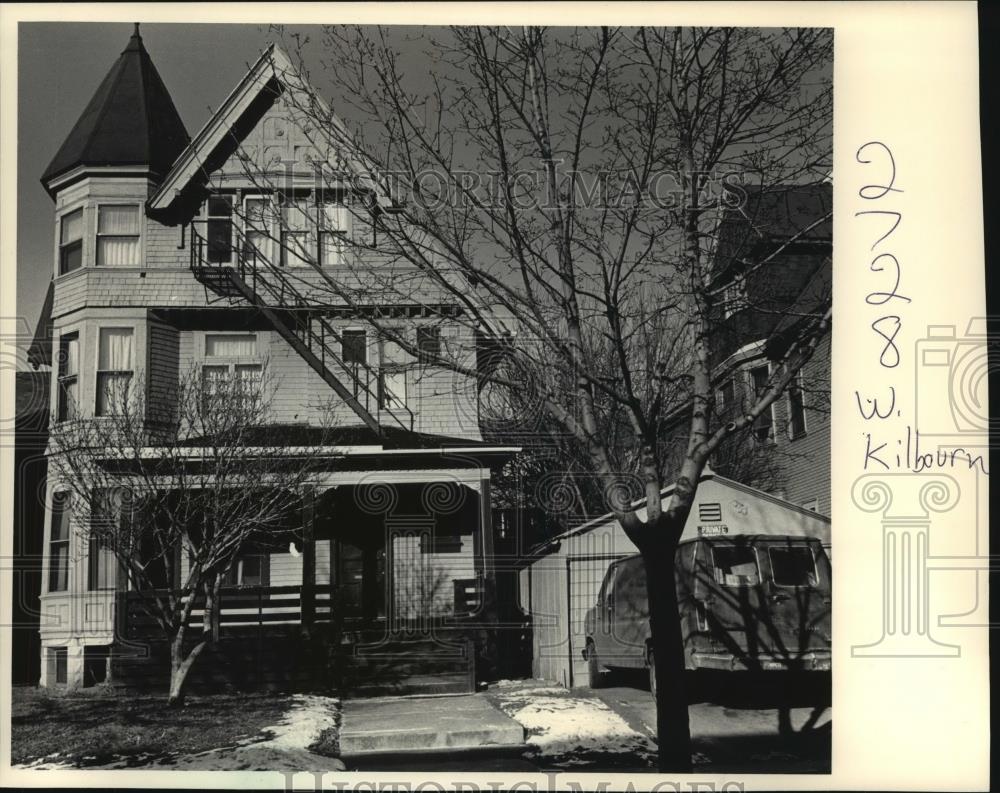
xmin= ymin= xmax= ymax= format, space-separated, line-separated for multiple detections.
xmin=518 ymin=471 xmax=832 ymax=688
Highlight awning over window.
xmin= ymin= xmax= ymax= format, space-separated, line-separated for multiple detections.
xmin=27 ymin=279 xmax=54 ymax=369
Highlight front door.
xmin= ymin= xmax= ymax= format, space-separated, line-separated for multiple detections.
xmin=337 ymin=539 xmax=386 ymax=621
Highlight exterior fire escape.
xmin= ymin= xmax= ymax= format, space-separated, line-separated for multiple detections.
xmin=189 ymin=223 xmax=414 ymax=436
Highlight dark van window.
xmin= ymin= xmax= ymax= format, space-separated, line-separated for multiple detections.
xmin=711 ymin=545 xmax=760 ymax=586
xmin=769 ymin=546 xmax=818 ymax=586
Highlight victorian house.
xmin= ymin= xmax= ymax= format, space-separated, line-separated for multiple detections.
xmin=29 ymin=27 xmax=518 ymax=692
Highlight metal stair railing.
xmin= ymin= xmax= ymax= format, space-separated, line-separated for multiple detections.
xmin=190 ymin=223 xmax=415 ymax=435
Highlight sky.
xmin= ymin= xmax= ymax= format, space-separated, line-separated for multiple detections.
xmin=15 ymin=22 xmax=331 ymax=362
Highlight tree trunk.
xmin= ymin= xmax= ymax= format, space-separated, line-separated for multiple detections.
xmin=167 ymin=634 xmax=207 ymax=708
xmin=641 ymin=521 xmax=693 ymax=773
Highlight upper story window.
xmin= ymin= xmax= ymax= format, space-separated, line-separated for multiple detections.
xmin=202 ymin=333 xmax=262 ymax=411
xmin=57 ymin=332 xmax=79 ymax=422
xmin=96 ymin=205 xmax=140 ymax=266
xmin=749 ymin=364 xmax=774 ymax=443
xmin=280 ymin=200 xmax=311 ymax=267
xmin=417 ymin=327 xmax=441 ymax=364
xmin=96 ymin=327 xmax=134 ymax=417
xmin=243 ymin=196 xmax=271 ymax=261
xmin=206 ymin=196 xmax=234 ymax=264
xmin=379 ymin=335 xmax=411 ymax=411
xmin=721 ymin=274 xmax=747 ymax=319
xmin=319 ymin=201 xmax=349 ymax=266
xmin=715 ymin=378 xmax=735 ymax=423
xmin=48 ymin=492 xmax=71 ymax=593
xmin=787 ymin=373 xmax=807 ymax=439
xmin=59 ymin=208 xmax=83 ymax=274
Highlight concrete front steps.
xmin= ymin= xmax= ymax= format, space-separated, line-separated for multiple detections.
xmin=338 ymin=694 xmax=526 ymax=760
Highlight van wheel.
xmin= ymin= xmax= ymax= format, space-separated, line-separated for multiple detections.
xmin=586 ymin=642 xmax=605 ymax=689
xmin=647 ymin=647 xmax=657 ymax=700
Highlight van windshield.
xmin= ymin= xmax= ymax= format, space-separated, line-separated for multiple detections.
xmin=710 ymin=545 xmax=760 ymax=586
xmin=768 ymin=546 xmax=818 ymax=586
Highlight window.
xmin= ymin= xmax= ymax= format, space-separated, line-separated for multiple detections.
xmin=96 ymin=205 xmax=140 ymax=266
xmin=96 ymin=328 xmax=134 ymax=416
xmin=48 ymin=493 xmax=71 ymax=592
xmin=319 ymin=201 xmax=349 ymax=265
xmin=202 ymin=334 xmax=262 ymax=411
xmin=341 ymin=330 xmax=367 ymax=365
xmin=243 ymin=196 xmax=272 ymax=262
xmin=787 ymin=373 xmax=807 ymax=439
xmin=59 ymin=209 xmax=83 ymax=274
xmin=50 ymin=647 xmax=68 ymax=685
xmin=749 ymin=365 xmax=774 ymax=443
xmin=88 ymin=489 xmax=121 ymax=591
xmin=417 ymin=327 xmax=441 ymax=364
xmin=206 ymin=195 xmax=233 ymax=263
xmin=83 ymin=646 xmax=111 ymax=687
xmin=721 ymin=275 xmax=747 ymax=318
xmin=379 ymin=336 xmax=410 ymax=411
xmin=57 ymin=332 xmax=79 ymax=421
xmin=769 ymin=546 xmax=818 ymax=587
xmin=223 ymin=553 xmax=267 ymax=587
xmin=281 ymin=200 xmax=311 ymax=267
xmin=380 ymin=371 xmax=407 ymax=410
xmin=715 ymin=378 xmax=735 ymax=422
xmin=711 ymin=544 xmax=760 ymax=587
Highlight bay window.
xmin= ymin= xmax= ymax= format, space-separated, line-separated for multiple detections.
xmin=59 ymin=208 xmax=83 ymax=274
xmin=48 ymin=493 xmax=70 ymax=593
xmin=88 ymin=488 xmax=123 ymax=591
xmin=96 ymin=205 xmax=140 ymax=266
xmin=96 ymin=328 xmax=134 ymax=416
xmin=57 ymin=332 xmax=79 ymax=421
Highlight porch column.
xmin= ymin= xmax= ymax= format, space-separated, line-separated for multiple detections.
xmin=301 ymin=485 xmax=316 ymax=633
xmin=479 ymin=476 xmax=498 ymax=624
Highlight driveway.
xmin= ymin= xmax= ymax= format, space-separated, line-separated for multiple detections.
xmin=592 ymin=671 xmax=831 ymax=773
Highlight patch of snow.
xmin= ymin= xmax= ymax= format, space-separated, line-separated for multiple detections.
xmin=495 ymin=692 xmax=655 ymax=759
xmin=164 ymin=694 xmax=344 ymax=770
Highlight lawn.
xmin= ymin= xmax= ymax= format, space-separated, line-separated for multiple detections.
xmin=10 ymin=686 xmax=292 ymax=768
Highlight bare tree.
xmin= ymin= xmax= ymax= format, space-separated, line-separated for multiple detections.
xmin=213 ymin=25 xmax=832 ymax=769
xmin=47 ymin=364 xmax=335 ymax=706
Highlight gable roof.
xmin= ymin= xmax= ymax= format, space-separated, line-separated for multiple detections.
xmin=147 ymin=44 xmax=391 ymax=213
xmin=41 ymin=25 xmax=190 ymax=196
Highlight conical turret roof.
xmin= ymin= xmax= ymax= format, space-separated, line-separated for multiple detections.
xmin=41 ymin=24 xmax=189 ymax=195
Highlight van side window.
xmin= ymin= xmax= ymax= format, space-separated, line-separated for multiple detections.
xmin=711 ymin=545 xmax=760 ymax=586
xmin=769 ymin=546 xmax=818 ymax=587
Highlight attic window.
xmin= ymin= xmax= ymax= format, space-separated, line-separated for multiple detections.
xmin=206 ymin=196 xmax=233 ymax=264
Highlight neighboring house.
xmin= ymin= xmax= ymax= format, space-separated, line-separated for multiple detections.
xmin=12 ymin=371 xmax=50 ymax=685
xmin=661 ymin=184 xmax=832 ymax=517
xmin=29 ymin=28 xmax=517 ymax=692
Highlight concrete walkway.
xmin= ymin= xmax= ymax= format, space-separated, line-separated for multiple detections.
xmin=339 ymin=694 xmax=525 ymax=757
